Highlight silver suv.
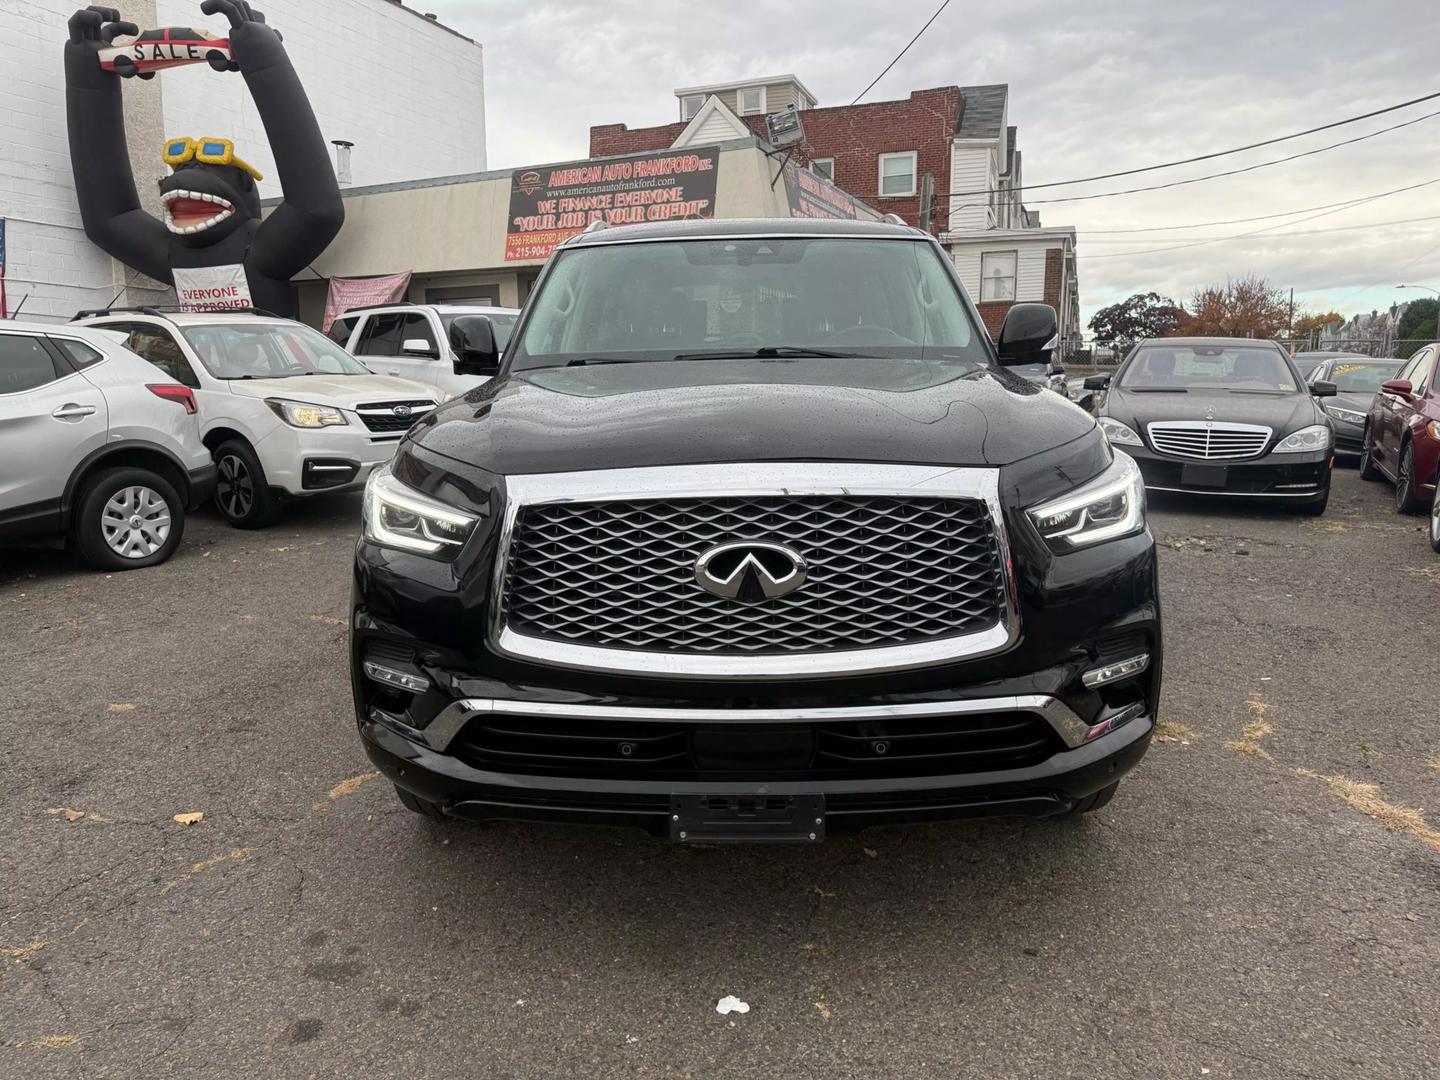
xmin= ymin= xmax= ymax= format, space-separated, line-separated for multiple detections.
xmin=0 ymin=321 xmax=215 ymax=570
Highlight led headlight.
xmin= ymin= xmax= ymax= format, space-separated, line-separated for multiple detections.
xmin=363 ymin=466 xmax=479 ymax=556
xmin=1273 ymin=424 xmax=1331 ymax=453
xmin=1027 ymin=452 xmax=1145 ymax=553
xmin=1097 ymin=417 xmax=1143 ymax=447
xmin=266 ymin=398 xmax=348 ymax=428
xmin=1323 ymin=404 xmax=1366 ymax=425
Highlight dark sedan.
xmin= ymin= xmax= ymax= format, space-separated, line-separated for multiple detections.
xmin=1297 ymin=353 xmax=1401 ymax=454
xmin=1087 ymin=338 xmax=1336 ymax=513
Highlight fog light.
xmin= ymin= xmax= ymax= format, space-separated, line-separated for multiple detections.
xmin=363 ymin=661 xmax=430 ymax=694
xmin=1082 ymin=653 xmax=1150 ymax=689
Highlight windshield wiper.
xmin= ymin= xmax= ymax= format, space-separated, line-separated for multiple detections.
xmin=1125 ymin=386 xmax=1188 ymax=393
xmin=564 ymin=356 xmax=645 ymax=367
xmin=671 ymin=347 xmax=863 ymax=361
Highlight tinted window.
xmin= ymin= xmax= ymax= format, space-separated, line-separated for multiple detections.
xmin=510 ymin=238 xmax=986 ymax=371
xmin=179 ymin=322 xmax=372 ymax=378
xmin=356 ymin=313 xmax=406 ymax=356
xmin=328 ymin=316 xmax=357 ymax=346
xmin=400 ymin=313 xmax=438 ymax=355
xmin=0 ymin=335 xmax=60 ymax=394
xmin=1325 ymin=359 xmax=1402 ymax=392
xmin=123 ymin=325 xmax=201 ymax=388
xmin=52 ymin=338 xmax=105 ymax=369
xmin=1120 ymin=344 xmax=1298 ymax=393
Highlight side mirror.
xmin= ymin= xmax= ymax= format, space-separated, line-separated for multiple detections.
xmin=1381 ymin=378 xmax=1414 ymax=398
xmin=401 ymin=338 xmax=438 ymax=358
xmin=995 ymin=303 xmax=1059 ymax=367
xmin=1310 ymin=380 xmax=1338 ymax=398
xmin=1083 ymin=374 xmax=1112 ymax=391
xmin=1048 ymin=363 xmax=1066 ymax=377
xmin=449 ymin=315 xmax=500 ymax=377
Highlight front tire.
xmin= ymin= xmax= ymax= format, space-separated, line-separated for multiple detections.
xmin=1358 ymin=429 xmax=1382 ymax=480
xmin=1289 ymin=484 xmax=1330 ymax=516
xmin=1430 ymin=478 xmax=1440 ymax=554
xmin=1057 ymin=781 xmax=1119 ymax=818
xmin=393 ymin=784 xmax=447 ymax=820
xmin=213 ymin=439 xmax=280 ymax=528
xmin=70 ymin=467 xmax=185 ymax=571
xmin=1395 ymin=442 xmax=1423 ymax=514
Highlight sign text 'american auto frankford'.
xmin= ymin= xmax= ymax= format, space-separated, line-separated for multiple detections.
xmin=504 ymin=147 xmax=720 ymax=261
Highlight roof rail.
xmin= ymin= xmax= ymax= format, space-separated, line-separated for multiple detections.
xmin=580 ymin=219 xmax=610 ymax=234
xmin=343 ymin=300 xmax=417 ymax=314
xmin=70 ymin=305 xmax=283 ymax=321
xmin=881 ymin=213 xmax=907 ymax=226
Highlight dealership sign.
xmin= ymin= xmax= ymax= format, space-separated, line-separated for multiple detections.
xmin=322 ymin=271 xmax=413 ymax=332
xmin=782 ymin=163 xmax=866 ymax=221
xmin=505 ymin=147 xmax=720 ymax=261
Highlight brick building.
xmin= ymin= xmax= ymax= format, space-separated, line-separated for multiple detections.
xmin=590 ymin=77 xmax=1081 ymax=354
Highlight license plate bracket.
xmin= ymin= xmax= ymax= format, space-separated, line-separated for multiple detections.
xmin=671 ymin=794 xmax=824 ymax=843
xmin=1181 ymin=463 xmax=1228 ymax=488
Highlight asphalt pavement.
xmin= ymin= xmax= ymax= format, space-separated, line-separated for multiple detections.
xmin=3 ymin=467 xmax=1438 ymax=1079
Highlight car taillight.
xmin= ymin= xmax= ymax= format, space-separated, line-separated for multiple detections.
xmin=147 ymin=384 xmax=197 ymax=414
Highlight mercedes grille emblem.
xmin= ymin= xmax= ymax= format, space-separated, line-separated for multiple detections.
xmin=693 ymin=541 xmax=808 ymax=601
xmin=392 ymin=404 xmax=413 ymax=418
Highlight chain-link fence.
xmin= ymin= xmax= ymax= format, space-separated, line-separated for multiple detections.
xmin=1067 ymin=336 xmax=1436 ymax=367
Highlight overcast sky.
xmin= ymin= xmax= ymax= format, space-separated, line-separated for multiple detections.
xmin=423 ymin=0 xmax=1438 ymax=328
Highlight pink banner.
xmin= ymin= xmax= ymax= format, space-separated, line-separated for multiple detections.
xmin=322 ymin=271 xmax=412 ymax=332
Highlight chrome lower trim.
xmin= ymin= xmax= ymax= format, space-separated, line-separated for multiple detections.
xmin=1145 ymin=485 xmax=1320 ymax=498
xmin=490 ymin=463 xmax=1018 ymax=680
xmin=392 ymin=693 xmax=1091 ymax=753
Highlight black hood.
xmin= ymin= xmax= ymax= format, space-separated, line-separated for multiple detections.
xmin=407 ymin=357 xmax=1099 ymax=475
xmin=1103 ymin=385 xmax=1325 ymax=436
xmin=1329 ymin=390 xmax=1377 ymax=414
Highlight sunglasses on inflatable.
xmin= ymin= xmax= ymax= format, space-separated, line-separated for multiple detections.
xmin=162 ymin=137 xmax=264 ymax=182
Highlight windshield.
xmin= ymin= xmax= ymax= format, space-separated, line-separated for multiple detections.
xmin=180 ymin=322 xmax=373 ymax=379
xmin=506 ymin=238 xmax=988 ymax=371
xmin=442 ymin=312 xmax=518 ymax=352
xmin=1323 ymin=359 xmax=1401 ymax=392
xmin=1120 ymin=344 xmax=1298 ymax=392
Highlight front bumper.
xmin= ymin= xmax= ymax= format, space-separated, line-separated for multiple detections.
xmin=255 ymin=424 xmax=408 ymax=498
xmin=1125 ymin=443 xmax=1332 ymax=498
xmin=1325 ymin=417 xmax=1365 ymax=454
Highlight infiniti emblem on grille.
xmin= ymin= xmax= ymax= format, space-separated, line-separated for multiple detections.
xmin=694 ymin=541 xmax=808 ymax=601
xmin=392 ymin=404 xmax=413 ymax=418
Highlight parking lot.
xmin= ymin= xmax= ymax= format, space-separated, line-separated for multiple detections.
xmin=3 ymin=465 xmax=1437 ymax=1080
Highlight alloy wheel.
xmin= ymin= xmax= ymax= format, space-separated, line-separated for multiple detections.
xmin=1432 ymin=484 xmax=1440 ymax=547
xmin=217 ymin=453 xmax=254 ymax=519
xmin=1396 ymin=447 xmax=1412 ymax=510
xmin=101 ymin=485 xmax=172 ymax=559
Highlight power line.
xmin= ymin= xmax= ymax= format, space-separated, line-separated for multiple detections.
xmin=1082 ymin=178 xmax=1440 ymax=234
xmin=850 ymin=0 xmax=952 ymax=106
xmin=1079 ymin=213 xmax=1440 ymax=259
xmin=952 ymin=107 xmax=1440 ymax=207
xmin=949 ymin=88 xmax=1440 ymax=198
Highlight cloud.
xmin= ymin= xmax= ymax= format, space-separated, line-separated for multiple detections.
xmin=423 ymin=0 xmax=1440 ymax=325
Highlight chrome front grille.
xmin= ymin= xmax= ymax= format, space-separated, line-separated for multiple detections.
xmin=1146 ymin=421 xmax=1271 ymax=460
xmin=502 ymin=494 xmax=1004 ymax=656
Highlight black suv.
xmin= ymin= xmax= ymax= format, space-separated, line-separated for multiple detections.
xmin=350 ymin=219 xmax=1160 ymax=841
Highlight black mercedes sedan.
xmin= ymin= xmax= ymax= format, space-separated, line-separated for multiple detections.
xmin=1295 ymin=353 xmax=1402 ymax=455
xmin=1086 ymin=337 xmax=1336 ymax=513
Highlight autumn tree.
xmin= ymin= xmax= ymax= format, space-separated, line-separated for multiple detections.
xmin=1291 ymin=310 xmax=1344 ymax=339
xmin=1180 ymin=275 xmax=1292 ymax=339
xmin=1088 ymin=292 xmax=1186 ymax=348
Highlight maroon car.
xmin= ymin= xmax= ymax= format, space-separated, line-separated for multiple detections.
xmin=1360 ymin=342 xmax=1440 ymax=537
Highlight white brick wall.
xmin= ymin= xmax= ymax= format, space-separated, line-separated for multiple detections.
xmin=154 ymin=0 xmax=485 ymax=199
xmin=1 ymin=0 xmax=484 ymax=321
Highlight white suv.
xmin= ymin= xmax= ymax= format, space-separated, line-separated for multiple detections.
xmin=77 ymin=309 xmax=436 ymax=528
xmin=331 ymin=303 xmax=519 ymax=397
xmin=0 ymin=320 xmax=214 ymax=570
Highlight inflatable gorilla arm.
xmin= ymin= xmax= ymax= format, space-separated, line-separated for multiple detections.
xmin=64 ymin=2 xmax=343 ymax=316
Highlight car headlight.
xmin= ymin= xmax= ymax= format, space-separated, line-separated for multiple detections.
xmin=1097 ymin=417 xmax=1143 ymax=447
xmin=1027 ymin=451 xmax=1145 ymax=553
xmin=266 ymin=398 xmax=348 ymax=428
xmin=1273 ymin=424 xmax=1331 ymax=453
xmin=1323 ymin=404 xmax=1366 ymax=425
xmin=363 ymin=466 xmax=479 ymax=556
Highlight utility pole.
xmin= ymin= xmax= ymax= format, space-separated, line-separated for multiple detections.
xmin=1288 ymin=287 xmax=1294 ymax=337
